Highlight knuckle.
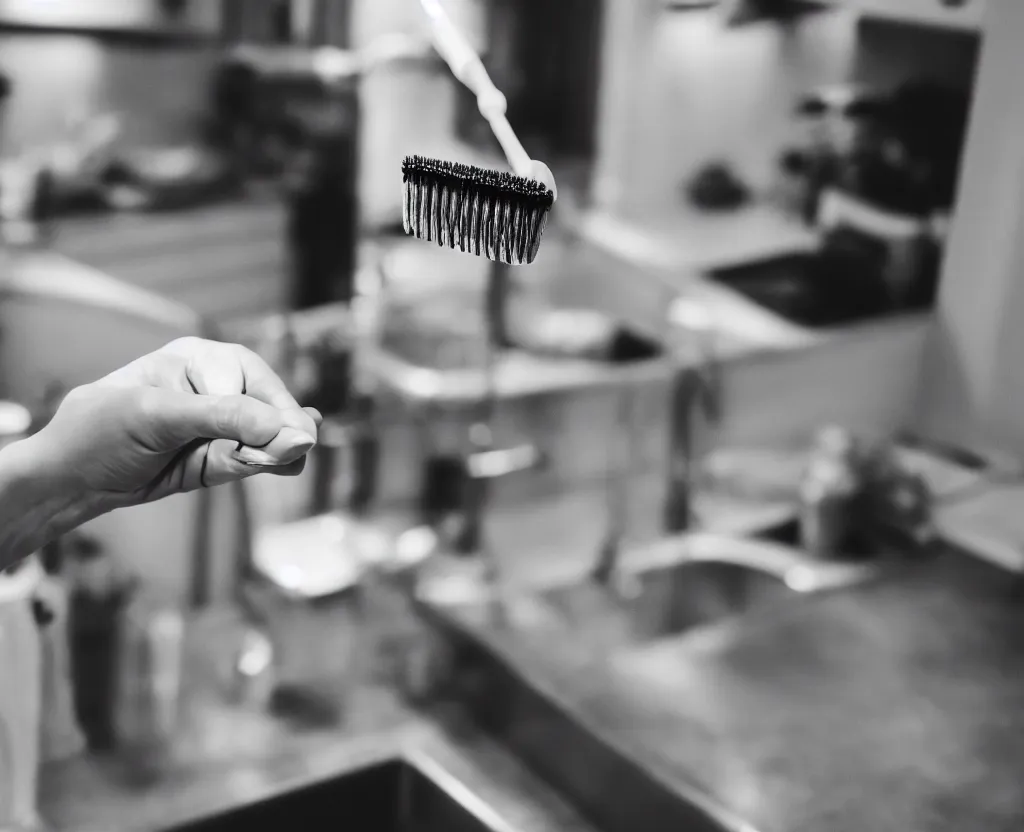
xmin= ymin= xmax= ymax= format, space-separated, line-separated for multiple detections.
xmin=235 ymin=343 xmax=260 ymax=365
xmin=167 ymin=336 xmax=202 ymax=352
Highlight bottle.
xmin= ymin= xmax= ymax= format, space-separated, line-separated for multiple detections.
xmin=799 ymin=426 xmax=863 ymax=559
xmin=36 ymin=568 xmax=87 ymax=764
xmin=66 ymin=536 xmax=135 ymax=752
xmin=113 ymin=598 xmax=185 ymax=784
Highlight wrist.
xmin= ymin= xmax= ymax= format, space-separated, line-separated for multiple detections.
xmin=0 ymin=432 xmax=92 ymax=570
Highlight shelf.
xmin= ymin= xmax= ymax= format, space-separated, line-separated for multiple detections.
xmin=0 ymin=21 xmax=220 ymax=44
xmin=813 ymin=0 xmax=985 ymax=32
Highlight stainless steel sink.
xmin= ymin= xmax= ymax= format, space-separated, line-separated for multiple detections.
xmin=536 ymin=532 xmax=879 ymax=647
xmin=163 ymin=758 xmax=513 ymax=832
xmin=423 ymin=589 xmax=757 ymax=832
xmin=411 ymin=529 xmax=882 ymax=832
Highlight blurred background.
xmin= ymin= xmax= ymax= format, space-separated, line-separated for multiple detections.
xmin=0 ymin=0 xmax=985 ymax=603
xmin=9 ymin=2 xmax=1024 ymax=831
xmin=0 ymin=0 xmax=978 ymax=324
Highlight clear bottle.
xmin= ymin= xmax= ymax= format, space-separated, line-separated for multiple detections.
xmin=114 ymin=599 xmax=185 ymax=766
xmin=36 ymin=569 xmax=87 ymax=764
xmin=799 ymin=426 xmax=862 ymax=560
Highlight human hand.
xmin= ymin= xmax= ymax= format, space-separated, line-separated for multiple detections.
xmin=28 ymin=337 xmax=321 ymax=519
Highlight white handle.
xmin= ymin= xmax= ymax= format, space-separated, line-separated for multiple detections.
xmin=419 ymin=0 xmax=548 ymax=189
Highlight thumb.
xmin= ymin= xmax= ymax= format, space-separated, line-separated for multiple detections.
xmin=146 ymin=390 xmax=296 ymax=450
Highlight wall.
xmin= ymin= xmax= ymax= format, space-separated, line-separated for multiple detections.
xmin=0 ymin=32 xmax=219 ymax=154
xmin=914 ymin=0 xmax=1024 ymax=459
xmin=0 ymin=0 xmax=221 ymax=33
xmin=349 ymin=0 xmax=470 ymax=227
xmin=593 ymin=4 xmax=979 ymax=221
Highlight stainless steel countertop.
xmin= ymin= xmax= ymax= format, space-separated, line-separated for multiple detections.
xmin=38 ymin=608 xmax=596 ymax=832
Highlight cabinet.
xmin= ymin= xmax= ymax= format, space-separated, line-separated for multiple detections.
xmin=0 ymin=0 xmax=222 ymax=36
xmin=813 ymin=0 xmax=985 ymax=32
xmin=221 ymin=0 xmax=353 ymax=47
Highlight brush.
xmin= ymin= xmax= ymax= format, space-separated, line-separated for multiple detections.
xmin=403 ymin=0 xmax=557 ymax=265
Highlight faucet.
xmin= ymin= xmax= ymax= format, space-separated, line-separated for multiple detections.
xmin=366 ymin=257 xmax=545 ymax=703
xmin=588 ymin=298 xmax=721 ymax=593
xmin=365 ymin=428 xmax=543 ymax=706
xmin=592 ymin=381 xmax=642 ymax=587
xmin=453 ymin=423 xmax=544 ymax=570
xmin=452 ymin=255 xmax=545 ymax=575
xmin=662 ymin=298 xmax=722 ymax=534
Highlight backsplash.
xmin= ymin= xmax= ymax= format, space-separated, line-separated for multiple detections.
xmin=0 ymin=33 xmax=219 ymax=153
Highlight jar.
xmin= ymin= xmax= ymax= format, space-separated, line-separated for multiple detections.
xmin=245 ymin=514 xmax=383 ymax=723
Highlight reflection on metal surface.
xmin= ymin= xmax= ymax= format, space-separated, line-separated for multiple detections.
xmin=423 ymin=600 xmax=760 ymax=832
xmin=541 ymin=533 xmax=879 ymax=645
xmin=163 ymin=755 xmax=518 ymax=832
xmin=407 ymin=529 xmax=883 ymax=832
xmin=407 ymin=751 xmax=524 ymax=832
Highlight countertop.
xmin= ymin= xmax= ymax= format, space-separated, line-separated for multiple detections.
xmin=449 ymin=542 xmax=1024 ymax=832
xmin=38 ymin=609 xmax=596 ymax=832
xmin=38 ymin=491 xmax=1024 ymax=832
xmin=570 ymin=203 xmax=819 ymax=274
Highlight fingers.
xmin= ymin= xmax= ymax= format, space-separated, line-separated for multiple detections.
xmin=151 ymin=385 xmax=315 ymax=491
xmin=106 ymin=338 xmax=313 ymax=425
xmin=171 ymin=338 xmax=300 ymax=412
xmin=97 ymin=352 xmax=189 ymax=391
xmin=148 ymin=389 xmax=312 ymax=451
xmin=164 ymin=341 xmax=318 ymax=442
xmin=171 ymin=339 xmax=246 ymax=399
xmin=173 ymin=439 xmax=309 ymax=491
xmin=237 ymin=347 xmax=303 ymax=411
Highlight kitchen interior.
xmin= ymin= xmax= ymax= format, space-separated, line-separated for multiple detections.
xmin=3 ymin=0 xmax=1024 ymax=829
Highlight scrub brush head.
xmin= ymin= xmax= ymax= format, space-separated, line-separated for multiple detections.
xmin=402 ymin=155 xmax=554 ymax=266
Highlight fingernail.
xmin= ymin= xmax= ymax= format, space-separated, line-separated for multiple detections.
xmin=235 ymin=428 xmax=315 ymax=466
xmin=277 ymin=427 xmax=316 ymax=455
xmin=233 ymin=448 xmax=285 ymax=467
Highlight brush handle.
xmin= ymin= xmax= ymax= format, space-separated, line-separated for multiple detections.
xmin=419 ymin=0 xmax=556 ymax=196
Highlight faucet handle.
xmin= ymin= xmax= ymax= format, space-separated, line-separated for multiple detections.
xmin=454 ymin=440 xmax=544 ymax=556
xmin=313 ymin=401 xmax=380 ymax=515
xmin=466 ymin=443 xmax=544 ymax=480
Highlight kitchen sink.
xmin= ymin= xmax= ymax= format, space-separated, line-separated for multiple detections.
xmin=706 ymin=252 xmax=895 ymax=329
xmin=535 ymin=533 xmax=878 ymax=647
xmin=166 ymin=758 xmax=512 ymax=832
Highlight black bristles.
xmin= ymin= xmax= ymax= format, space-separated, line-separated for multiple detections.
xmin=402 ymin=155 xmax=554 ymax=266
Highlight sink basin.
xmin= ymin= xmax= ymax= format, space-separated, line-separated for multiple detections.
xmin=166 ymin=758 xmax=511 ymax=832
xmin=707 ymin=253 xmax=895 ymax=328
xmin=426 ymin=588 xmax=757 ymax=832
xmin=411 ymin=528 xmax=881 ymax=832
xmin=536 ymin=533 xmax=878 ymax=647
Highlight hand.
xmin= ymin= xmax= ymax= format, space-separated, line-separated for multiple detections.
xmin=30 ymin=337 xmax=321 ymax=518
